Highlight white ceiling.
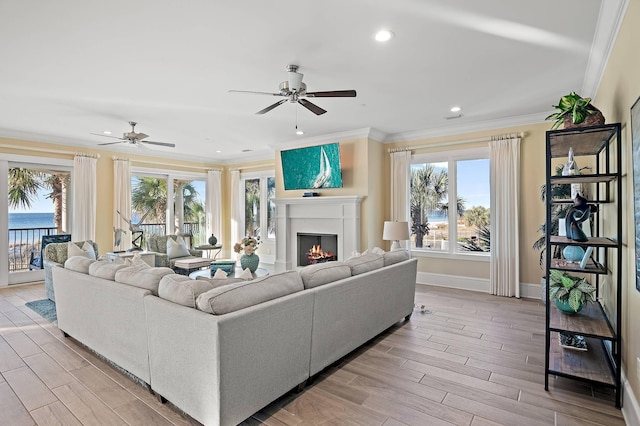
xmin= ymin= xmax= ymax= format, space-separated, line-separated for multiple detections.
xmin=0 ymin=0 xmax=626 ymax=163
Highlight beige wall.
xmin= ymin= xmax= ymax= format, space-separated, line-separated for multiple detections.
xmin=593 ymin=0 xmax=640 ymax=405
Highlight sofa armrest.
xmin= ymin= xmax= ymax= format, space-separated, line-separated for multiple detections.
xmin=188 ymin=249 xmax=203 ymax=257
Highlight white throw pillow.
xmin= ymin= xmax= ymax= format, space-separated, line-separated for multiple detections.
xmin=238 ymin=268 xmax=254 ymax=280
xmin=213 ymin=268 xmax=228 ymax=279
xmin=166 ymin=236 xmax=190 ymax=259
xmin=68 ymin=241 xmax=96 ymax=260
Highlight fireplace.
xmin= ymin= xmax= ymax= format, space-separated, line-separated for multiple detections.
xmin=273 ymin=196 xmax=363 ymax=272
xmin=297 ymin=233 xmax=338 ymax=267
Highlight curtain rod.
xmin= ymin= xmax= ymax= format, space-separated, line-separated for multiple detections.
xmin=388 ymin=132 xmax=525 ymax=153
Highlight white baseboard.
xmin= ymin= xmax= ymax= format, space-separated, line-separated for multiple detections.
xmin=417 ymin=272 xmax=488 ymax=292
xmin=417 ymin=273 xmax=542 ymax=300
xmin=623 ymin=370 xmax=640 ymax=426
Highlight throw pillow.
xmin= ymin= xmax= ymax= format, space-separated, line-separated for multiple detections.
xmin=166 ymin=236 xmax=190 ymax=259
xmin=68 ymin=241 xmax=96 ymax=260
xmin=238 ymin=268 xmax=254 ymax=280
xmin=213 ymin=268 xmax=228 ymax=279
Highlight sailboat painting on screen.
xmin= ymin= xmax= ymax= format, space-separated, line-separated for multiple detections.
xmin=280 ymin=143 xmax=343 ymax=190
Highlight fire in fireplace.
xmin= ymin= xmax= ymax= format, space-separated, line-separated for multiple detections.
xmin=297 ymin=233 xmax=338 ymax=267
xmin=307 ymin=245 xmax=336 ymax=264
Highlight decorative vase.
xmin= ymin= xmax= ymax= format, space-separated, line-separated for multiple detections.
xmin=208 ymin=234 xmax=218 ymax=245
xmin=563 ymin=245 xmax=585 ymax=262
xmin=554 ymin=298 xmax=583 ymax=314
xmin=240 ymin=253 xmax=259 ymax=273
xmin=563 ymin=108 xmax=605 ymax=129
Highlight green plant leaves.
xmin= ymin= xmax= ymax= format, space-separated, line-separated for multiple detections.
xmin=546 ymin=91 xmax=597 ymax=129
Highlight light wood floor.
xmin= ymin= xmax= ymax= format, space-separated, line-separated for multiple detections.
xmin=0 ymin=282 xmax=626 ymax=426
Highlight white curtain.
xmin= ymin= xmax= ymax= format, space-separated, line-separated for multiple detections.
xmin=489 ymin=137 xmax=521 ymax=297
xmin=390 ymin=150 xmax=411 ymax=221
xmin=206 ymin=170 xmax=222 ymax=244
xmin=113 ymin=158 xmax=131 ymax=250
xmin=72 ymin=155 xmax=97 ymax=242
xmin=230 ymin=170 xmax=241 ymax=252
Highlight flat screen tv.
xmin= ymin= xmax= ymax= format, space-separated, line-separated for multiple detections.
xmin=280 ymin=143 xmax=343 ymax=190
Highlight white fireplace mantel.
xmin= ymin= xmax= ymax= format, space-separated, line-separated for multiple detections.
xmin=273 ymin=196 xmax=363 ymax=272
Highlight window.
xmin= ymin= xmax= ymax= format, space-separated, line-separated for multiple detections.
xmin=410 ymin=147 xmax=490 ymax=256
xmin=241 ymin=172 xmax=275 ymax=241
xmin=130 ymin=170 xmax=207 ymax=248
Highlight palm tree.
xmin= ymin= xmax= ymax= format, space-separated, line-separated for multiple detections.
xmin=8 ymin=168 xmax=69 ymax=233
xmin=244 ymin=179 xmax=260 ymax=237
xmin=131 ymin=177 xmax=203 ymax=233
xmin=410 ymin=165 xmax=448 ymax=248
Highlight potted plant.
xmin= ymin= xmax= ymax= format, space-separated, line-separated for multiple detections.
xmin=545 ymin=91 xmax=605 ymax=130
xmin=548 ymin=269 xmax=596 ymax=313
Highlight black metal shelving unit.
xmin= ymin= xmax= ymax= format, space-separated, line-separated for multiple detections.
xmin=543 ymin=123 xmax=622 ymax=407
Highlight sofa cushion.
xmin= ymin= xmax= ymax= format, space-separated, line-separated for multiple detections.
xmin=88 ymin=261 xmax=129 ymax=280
xmin=158 ymin=275 xmax=216 ymax=308
xmin=166 ymin=236 xmax=191 ymax=259
xmin=346 ymin=253 xmax=384 ymax=276
xmin=299 ymin=261 xmax=351 ymax=289
xmin=68 ymin=241 xmax=97 ymax=260
xmin=114 ymin=263 xmax=174 ymax=295
xmin=64 ymin=256 xmax=96 ymax=274
xmin=196 ymin=271 xmax=303 ymax=315
xmin=383 ymin=249 xmax=410 ymax=266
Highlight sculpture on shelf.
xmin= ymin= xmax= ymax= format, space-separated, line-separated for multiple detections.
xmin=117 ymin=209 xmax=152 ymax=251
xmin=565 ymin=194 xmax=594 ymax=242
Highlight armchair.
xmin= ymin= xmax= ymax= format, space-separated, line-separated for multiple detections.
xmin=29 ymin=234 xmax=71 ymax=270
xmin=146 ymin=234 xmax=202 ymax=268
xmin=44 ymin=240 xmax=99 ymax=301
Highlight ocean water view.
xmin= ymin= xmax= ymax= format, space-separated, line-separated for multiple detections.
xmin=8 ymin=212 xmax=57 ymax=250
xmin=9 ymin=212 xmax=55 ymax=230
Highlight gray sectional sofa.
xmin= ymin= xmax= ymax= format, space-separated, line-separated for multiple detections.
xmin=52 ymin=250 xmax=417 ymax=426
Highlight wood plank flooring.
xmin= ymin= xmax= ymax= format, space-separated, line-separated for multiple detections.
xmin=0 ymin=282 xmax=625 ymax=425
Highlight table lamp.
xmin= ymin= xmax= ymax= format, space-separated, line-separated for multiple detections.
xmin=383 ymin=221 xmax=410 ymax=251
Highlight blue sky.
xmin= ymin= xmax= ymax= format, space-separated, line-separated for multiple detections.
xmin=9 ymin=189 xmax=53 ymax=213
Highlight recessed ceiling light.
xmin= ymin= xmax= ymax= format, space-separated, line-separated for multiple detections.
xmin=296 ymin=130 xmax=304 ymax=135
xmin=215 ymin=150 xmax=221 ymax=153
xmin=374 ymin=29 xmax=394 ymax=42
xmin=103 ymin=131 xmax=112 ymax=135
xmin=450 ymin=106 xmax=462 ymax=112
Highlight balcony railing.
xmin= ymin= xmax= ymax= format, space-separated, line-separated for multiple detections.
xmin=8 ymin=222 xmax=203 ymax=272
xmin=8 ymin=227 xmax=59 ymax=272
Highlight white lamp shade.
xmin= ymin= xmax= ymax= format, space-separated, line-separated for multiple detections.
xmin=383 ymin=221 xmax=410 ymax=241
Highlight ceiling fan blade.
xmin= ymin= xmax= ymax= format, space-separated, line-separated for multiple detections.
xmin=90 ymin=133 xmax=123 ymax=140
xmin=141 ymin=140 xmax=176 ymax=148
xmin=134 ymin=132 xmax=149 ymax=140
xmin=97 ymin=141 xmax=125 ymax=146
xmin=256 ymin=99 xmax=287 ymax=115
xmin=298 ymin=98 xmax=327 ymax=115
xmin=305 ymin=90 xmax=357 ymax=98
xmin=229 ymin=90 xmax=282 ymax=96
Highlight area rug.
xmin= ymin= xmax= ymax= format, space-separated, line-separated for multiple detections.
xmin=25 ymin=299 xmax=57 ymax=324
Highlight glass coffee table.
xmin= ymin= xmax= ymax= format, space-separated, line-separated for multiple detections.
xmin=189 ymin=267 xmax=269 ymax=280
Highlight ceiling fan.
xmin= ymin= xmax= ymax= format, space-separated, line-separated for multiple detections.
xmin=229 ymin=65 xmax=357 ymax=115
xmin=91 ymin=121 xmax=175 ymax=148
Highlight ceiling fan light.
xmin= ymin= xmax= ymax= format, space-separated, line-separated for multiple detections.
xmin=288 ymin=71 xmax=304 ymax=92
xmin=374 ymin=29 xmax=394 ymax=42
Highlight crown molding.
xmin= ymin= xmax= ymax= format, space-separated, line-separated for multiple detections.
xmin=582 ymin=0 xmax=629 ymax=98
xmin=267 ymin=127 xmax=386 ymax=152
xmin=383 ymin=113 xmax=547 ymax=143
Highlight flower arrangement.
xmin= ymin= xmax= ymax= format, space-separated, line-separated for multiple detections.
xmin=233 ymin=236 xmax=261 ymax=255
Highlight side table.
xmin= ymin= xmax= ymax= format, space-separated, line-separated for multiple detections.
xmin=193 ymin=244 xmax=223 ymax=259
